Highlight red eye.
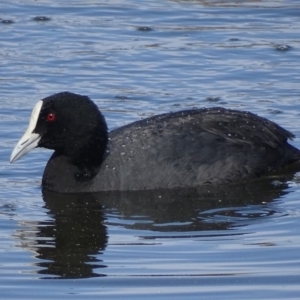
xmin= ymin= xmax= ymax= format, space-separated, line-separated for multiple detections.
xmin=46 ymin=113 xmax=56 ymax=122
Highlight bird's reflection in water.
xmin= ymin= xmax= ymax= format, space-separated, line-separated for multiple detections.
xmin=98 ymin=179 xmax=290 ymax=234
xmin=36 ymin=193 xmax=108 ymax=279
xmin=17 ymin=177 xmax=292 ymax=279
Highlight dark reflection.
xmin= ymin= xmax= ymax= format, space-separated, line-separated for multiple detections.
xmin=36 ymin=193 xmax=108 ymax=279
xmin=18 ymin=176 xmax=293 ymax=279
xmin=94 ymin=178 xmax=291 ymax=233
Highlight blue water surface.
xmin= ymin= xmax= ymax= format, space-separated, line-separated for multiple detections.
xmin=1 ymin=0 xmax=300 ymax=299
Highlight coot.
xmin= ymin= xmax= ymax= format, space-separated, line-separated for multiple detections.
xmin=10 ymin=92 xmax=300 ymax=193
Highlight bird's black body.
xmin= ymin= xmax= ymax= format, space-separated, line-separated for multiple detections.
xmin=28 ymin=92 xmax=300 ymax=193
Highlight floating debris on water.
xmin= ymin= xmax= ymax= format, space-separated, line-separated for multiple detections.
xmin=206 ymin=96 xmax=221 ymax=103
xmin=274 ymin=44 xmax=292 ymax=51
xmin=137 ymin=26 xmax=153 ymax=32
xmin=32 ymin=16 xmax=51 ymax=22
xmin=115 ymin=95 xmax=129 ymax=100
xmin=1 ymin=19 xmax=14 ymax=24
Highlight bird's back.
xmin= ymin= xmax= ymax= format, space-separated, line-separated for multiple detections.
xmin=95 ymin=107 xmax=300 ymax=191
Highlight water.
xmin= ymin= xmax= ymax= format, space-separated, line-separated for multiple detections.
xmin=1 ymin=0 xmax=300 ymax=299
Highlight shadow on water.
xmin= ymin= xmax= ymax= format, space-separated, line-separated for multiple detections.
xmin=17 ymin=177 xmax=293 ymax=279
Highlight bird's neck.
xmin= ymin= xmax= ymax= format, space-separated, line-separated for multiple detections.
xmin=69 ymin=130 xmax=109 ymax=181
